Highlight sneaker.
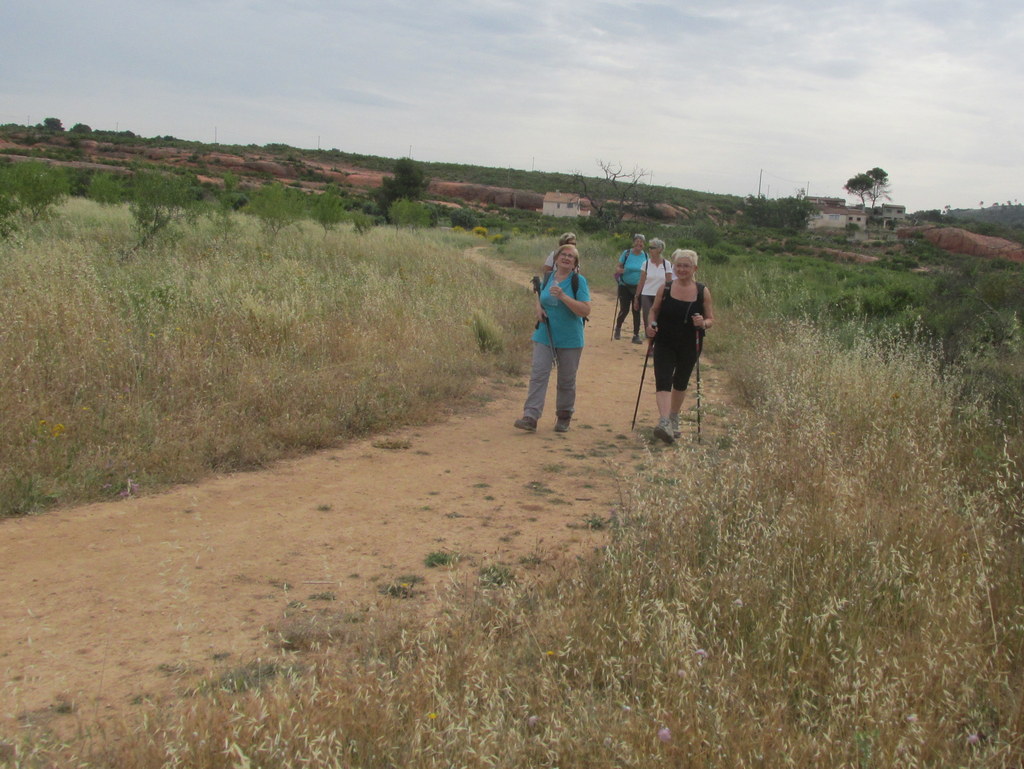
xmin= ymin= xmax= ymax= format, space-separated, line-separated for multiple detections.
xmin=554 ymin=418 xmax=571 ymax=433
xmin=669 ymin=413 xmax=681 ymax=439
xmin=631 ymin=334 xmax=643 ymax=344
xmin=514 ymin=416 xmax=537 ymax=432
xmin=653 ymin=418 xmax=675 ymax=445
xmin=614 ymin=328 xmax=622 ymax=340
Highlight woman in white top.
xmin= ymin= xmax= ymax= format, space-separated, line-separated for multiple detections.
xmin=632 ymin=238 xmax=672 ymax=334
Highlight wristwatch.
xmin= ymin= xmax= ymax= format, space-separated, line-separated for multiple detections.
xmin=649 ymin=321 xmax=658 ymax=329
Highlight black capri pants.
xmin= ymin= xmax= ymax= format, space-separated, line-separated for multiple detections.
xmin=653 ymin=333 xmax=699 ymax=392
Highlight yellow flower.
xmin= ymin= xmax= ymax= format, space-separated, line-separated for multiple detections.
xmin=428 ymin=712 xmax=438 ymax=719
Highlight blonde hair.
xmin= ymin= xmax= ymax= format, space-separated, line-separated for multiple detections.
xmin=671 ymin=248 xmax=699 ymax=267
xmin=558 ymin=232 xmax=577 ymax=246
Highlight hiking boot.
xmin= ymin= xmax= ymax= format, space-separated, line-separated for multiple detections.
xmin=554 ymin=411 xmax=572 ymax=432
xmin=631 ymin=334 xmax=643 ymax=344
xmin=614 ymin=327 xmax=622 ymax=340
xmin=514 ymin=416 xmax=537 ymax=432
xmin=669 ymin=413 xmax=681 ymax=439
xmin=653 ymin=418 xmax=675 ymax=445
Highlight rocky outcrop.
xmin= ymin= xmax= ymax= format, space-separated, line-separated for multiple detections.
xmin=899 ymin=226 xmax=1024 ymax=263
xmin=428 ymin=181 xmax=543 ymax=211
xmin=242 ymin=159 xmax=291 ymax=178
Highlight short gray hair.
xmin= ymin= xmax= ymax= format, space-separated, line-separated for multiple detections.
xmin=632 ymin=233 xmax=646 ymax=243
xmin=648 ymin=238 xmax=665 ymax=250
xmin=671 ymin=248 xmax=699 ymax=267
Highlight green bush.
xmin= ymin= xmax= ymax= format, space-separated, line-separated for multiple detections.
xmin=2 ymin=161 xmax=70 ymax=221
xmin=449 ymin=207 xmax=478 ymax=230
xmin=388 ymin=199 xmax=432 ymax=228
xmin=128 ymin=170 xmax=202 ymax=247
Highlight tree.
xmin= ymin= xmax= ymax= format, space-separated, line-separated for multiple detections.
xmin=388 ymin=199 xmax=432 ymax=228
xmin=377 ymin=158 xmax=427 ymax=219
xmin=87 ymin=172 xmax=126 ymax=205
xmin=40 ymin=117 xmax=64 ymax=132
xmin=571 ymin=160 xmax=652 ymax=230
xmin=743 ymin=195 xmax=817 ymax=230
xmin=3 ymin=161 xmax=69 ymax=220
xmin=843 ymin=167 xmax=891 ymax=208
xmin=245 ymin=182 xmax=306 ymax=238
xmin=311 ymin=185 xmax=348 ymax=234
xmin=128 ymin=170 xmax=201 ymax=248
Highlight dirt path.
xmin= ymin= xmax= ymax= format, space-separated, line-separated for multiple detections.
xmin=0 ymin=252 xmax=728 ymax=738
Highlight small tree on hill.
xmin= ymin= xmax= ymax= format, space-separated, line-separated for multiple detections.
xmin=128 ymin=170 xmax=201 ymax=249
xmin=571 ymin=160 xmax=653 ymax=230
xmin=4 ymin=161 xmax=70 ymax=221
xmin=311 ymin=185 xmax=348 ymax=235
xmin=246 ymin=182 xmax=306 ymax=239
xmin=743 ymin=195 xmax=817 ymax=230
xmin=388 ymin=199 xmax=432 ymax=228
xmin=377 ymin=158 xmax=427 ymax=221
xmin=844 ymin=167 xmax=892 ymax=209
xmin=88 ymin=172 xmax=126 ymax=205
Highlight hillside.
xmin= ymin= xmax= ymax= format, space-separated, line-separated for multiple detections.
xmin=0 ymin=123 xmax=741 ymax=224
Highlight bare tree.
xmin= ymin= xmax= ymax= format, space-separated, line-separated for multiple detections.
xmin=572 ymin=160 xmax=652 ymax=229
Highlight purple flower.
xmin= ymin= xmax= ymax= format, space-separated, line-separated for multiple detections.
xmin=527 ymin=715 xmax=539 ymax=728
xmin=658 ymin=726 xmax=671 ymax=743
xmin=967 ymin=733 xmax=981 ymax=745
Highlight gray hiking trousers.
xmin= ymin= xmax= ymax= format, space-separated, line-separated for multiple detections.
xmin=522 ymin=342 xmax=583 ymax=421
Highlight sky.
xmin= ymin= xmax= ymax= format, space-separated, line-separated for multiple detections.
xmin=3 ymin=0 xmax=1022 ymax=213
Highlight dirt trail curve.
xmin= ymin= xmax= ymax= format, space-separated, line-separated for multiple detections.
xmin=0 ymin=250 xmax=727 ymax=736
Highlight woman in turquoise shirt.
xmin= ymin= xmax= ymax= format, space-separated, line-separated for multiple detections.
xmin=613 ymin=234 xmax=647 ymax=343
xmin=514 ymin=244 xmax=591 ymax=433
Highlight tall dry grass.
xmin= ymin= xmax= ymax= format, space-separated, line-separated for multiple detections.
xmin=11 ymin=300 xmax=1012 ymax=768
xmin=0 ymin=200 xmax=533 ymax=515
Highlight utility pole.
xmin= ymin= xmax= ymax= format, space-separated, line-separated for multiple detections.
xmin=758 ymin=169 xmax=763 ymax=197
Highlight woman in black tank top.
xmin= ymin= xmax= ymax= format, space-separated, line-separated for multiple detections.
xmin=645 ymin=249 xmax=715 ymax=444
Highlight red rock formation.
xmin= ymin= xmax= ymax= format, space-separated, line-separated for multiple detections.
xmin=899 ymin=226 xmax=1024 ymax=263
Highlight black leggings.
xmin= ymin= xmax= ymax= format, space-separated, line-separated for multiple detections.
xmin=616 ymin=283 xmax=640 ymax=335
xmin=653 ymin=337 xmax=699 ymax=391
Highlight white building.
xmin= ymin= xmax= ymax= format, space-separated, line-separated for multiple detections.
xmin=808 ymin=206 xmax=869 ymax=231
xmin=542 ymin=191 xmax=589 ymax=218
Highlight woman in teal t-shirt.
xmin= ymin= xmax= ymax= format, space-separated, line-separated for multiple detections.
xmin=614 ymin=234 xmax=647 ymax=343
xmin=514 ymin=244 xmax=591 ymax=433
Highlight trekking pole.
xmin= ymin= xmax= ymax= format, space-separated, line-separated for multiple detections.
xmin=630 ymin=338 xmax=653 ymax=430
xmin=695 ymin=328 xmax=703 ymax=444
xmin=531 ymin=276 xmax=558 ymax=368
xmin=610 ymin=282 xmax=621 ymax=341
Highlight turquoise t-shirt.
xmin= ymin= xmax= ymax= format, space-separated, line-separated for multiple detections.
xmin=531 ymin=272 xmax=590 ymax=349
xmin=618 ymin=249 xmax=648 ymax=286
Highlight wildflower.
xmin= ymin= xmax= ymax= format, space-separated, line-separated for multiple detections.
xmin=967 ymin=733 xmax=981 ymax=745
xmin=658 ymin=726 xmax=671 ymax=743
xmin=428 ymin=712 xmax=437 ymax=720
xmin=621 ymin=705 xmax=632 ymax=713
xmin=546 ymin=650 xmax=555 ymax=656
xmin=603 ymin=737 xmax=612 ymax=748
xmin=527 ymin=715 xmax=539 ymax=728
xmin=905 ymin=714 xmax=918 ymax=723
xmin=695 ymin=648 xmax=708 ymax=659
xmin=733 ymin=598 xmax=743 ymax=607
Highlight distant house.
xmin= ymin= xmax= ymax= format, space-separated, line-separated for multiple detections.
xmin=871 ymin=203 xmax=907 ymax=227
xmin=808 ymin=205 xmax=869 ymax=231
xmin=542 ymin=191 xmax=590 ymax=218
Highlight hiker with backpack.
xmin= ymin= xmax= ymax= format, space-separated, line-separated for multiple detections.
xmin=514 ymin=244 xmax=591 ymax=434
xmin=645 ymin=249 xmax=715 ymax=444
xmin=613 ymin=234 xmax=647 ymax=343
xmin=632 ymin=237 xmax=672 ymax=335
xmin=541 ymin=232 xmax=577 ymax=278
